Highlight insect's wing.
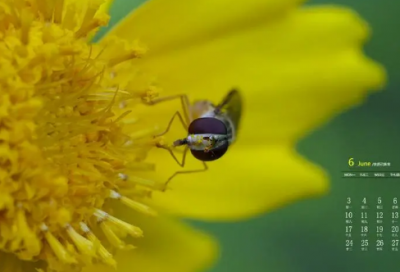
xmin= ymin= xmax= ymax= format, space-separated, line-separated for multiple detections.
xmin=215 ymin=89 xmax=243 ymax=131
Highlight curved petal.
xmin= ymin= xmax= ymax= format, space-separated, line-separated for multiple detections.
xmin=82 ymin=209 xmax=218 ymax=272
xmin=142 ymin=144 xmax=328 ymax=221
xmin=101 ymin=2 xmax=385 ymax=220
xmin=103 ymin=0 xmax=304 ymax=56
xmin=105 ymin=5 xmax=385 ymax=143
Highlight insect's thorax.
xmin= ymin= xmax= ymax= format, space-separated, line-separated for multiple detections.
xmin=190 ymin=100 xmax=215 ymax=119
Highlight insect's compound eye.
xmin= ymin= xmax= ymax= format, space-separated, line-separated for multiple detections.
xmin=188 ymin=118 xmax=227 ymax=135
xmin=191 ymin=142 xmax=229 ymax=161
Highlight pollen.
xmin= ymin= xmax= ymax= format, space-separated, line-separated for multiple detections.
xmin=0 ymin=0 xmax=164 ymax=271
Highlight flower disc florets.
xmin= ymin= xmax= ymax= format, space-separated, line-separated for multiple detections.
xmin=0 ymin=0 xmax=163 ymax=271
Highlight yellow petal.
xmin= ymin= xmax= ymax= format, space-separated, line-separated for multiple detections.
xmin=104 ymin=0 xmax=304 ymax=55
xmin=101 ymin=2 xmax=385 ymax=220
xmin=143 ymin=144 xmax=327 ymax=221
xmin=105 ymin=5 xmax=385 ymax=143
xmin=82 ymin=209 xmax=218 ymax=272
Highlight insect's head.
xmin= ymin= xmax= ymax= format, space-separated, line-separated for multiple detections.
xmin=190 ymin=137 xmax=229 ymax=161
xmin=188 ymin=117 xmax=227 ymax=136
xmin=170 ymin=117 xmax=229 ymax=161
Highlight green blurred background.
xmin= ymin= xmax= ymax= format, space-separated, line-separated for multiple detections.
xmin=99 ymin=0 xmax=400 ymax=271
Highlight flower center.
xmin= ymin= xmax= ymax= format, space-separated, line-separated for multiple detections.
xmin=0 ymin=0 xmax=165 ymax=271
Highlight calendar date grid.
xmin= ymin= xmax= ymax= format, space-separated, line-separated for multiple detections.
xmin=345 ymin=197 xmax=399 ymax=252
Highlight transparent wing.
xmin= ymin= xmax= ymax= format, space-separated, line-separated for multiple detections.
xmin=214 ymin=89 xmax=243 ymax=131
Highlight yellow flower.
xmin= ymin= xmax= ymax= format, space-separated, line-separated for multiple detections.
xmin=0 ymin=0 xmax=385 ymax=271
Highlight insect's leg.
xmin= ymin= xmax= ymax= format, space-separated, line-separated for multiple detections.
xmin=155 ymin=111 xmax=187 ymax=137
xmin=142 ymin=94 xmax=193 ymax=123
xmin=180 ymin=94 xmax=193 ymax=123
xmin=161 ymin=161 xmax=208 ymax=192
xmin=156 ymin=145 xmax=189 ymax=167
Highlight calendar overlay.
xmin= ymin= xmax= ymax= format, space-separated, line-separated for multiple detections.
xmin=343 ymin=158 xmax=399 ymax=178
xmin=342 ymin=171 xmax=400 ymax=178
xmin=345 ymin=197 xmax=400 ymax=252
xmin=344 ymin=159 xmax=399 ymax=251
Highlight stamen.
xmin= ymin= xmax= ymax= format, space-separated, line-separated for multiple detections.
xmin=107 ymin=44 xmax=147 ymax=67
xmin=88 ymin=233 xmax=117 ymax=267
xmin=113 ymin=110 xmax=132 ymax=123
xmin=120 ymin=188 xmax=153 ymax=198
xmin=118 ymin=173 xmax=128 ymax=181
xmin=16 ymin=209 xmax=41 ymax=256
xmin=153 ymin=135 xmax=165 ymax=147
xmin=41 ymin=224 xmax=76 ymax=264
xmin=109 ymin=217 xmax=143 ymax=238
xmin=94 ymin=209 xmax=108 ymax=222
xmin=94 ymin=209 xmax=143 ymax=238
xmin=1 ymin=0 xmax=164 ymax=269
xmin=20 ymin=9 xmax=33 ymax=45
xmin=61 ymin=3 xmax=76 ymax=29
xmin=99 ymin=221 xmax=134 ymax=250
xmin=140 ymin=87 xmax=160 ymax=103
xmin=122 ymin=118 xmax=139 ymax=125
xmin=79 ymin=222 xmax=91 ymax=234
xmin=44 ymin=0 xmax=55 ymax=21
xmin=108 ymin=53 xmax=140 ymax=67
xmin=119 ymin=101 xmax=127 ymax=109
xmin=36 ymin=0 xmax=48 ymax=18
xmin=65 ymin=224 xmax=96 ymax=257
xmin=109 ymin=190 xmax=157 ymax=216
xmin=75 ymin=15 xmax=109 ymax=38
xmin=81 ymin=0 xmax=102 ymax=27
xmin=53 ymin=0 xmax=64 ymax=23
xmin=80 ymin=223 xmax=117 ymax=268
xmin=109 ymin=190 xmax=121 ymax=199
xmin=126 ymin=176 xmax=158 ymax=188
xmin=130 ymin=126 xmax=160 ymax=140
xmin=123 ymin=140 xmax=134 ymax=147
xmin=79 ymin=223 xmax=100 ymax=252
xmin=126 ymin=162 xmax=156 ymax=172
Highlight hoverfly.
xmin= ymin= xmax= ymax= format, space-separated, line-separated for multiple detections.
xmin=143 ymin=89 xmax=242 ymax=189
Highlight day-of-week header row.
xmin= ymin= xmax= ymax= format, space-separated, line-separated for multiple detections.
xmin=342 ymin=172 xmax=400 ymax=178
